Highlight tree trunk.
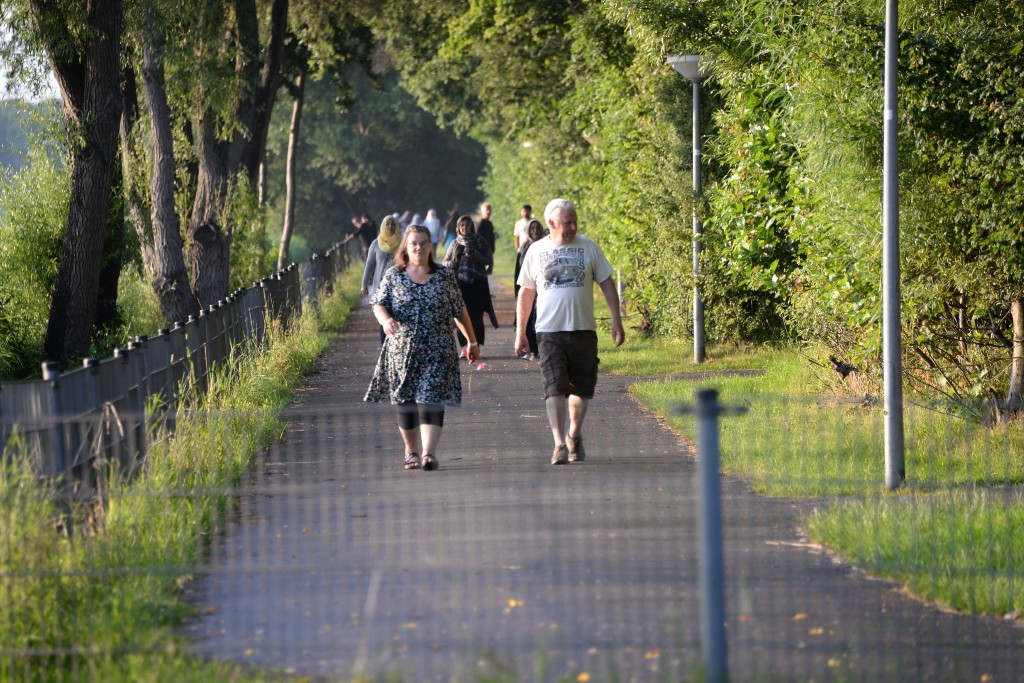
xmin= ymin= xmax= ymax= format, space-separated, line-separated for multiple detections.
xmin=32 ymin=0 xmax=124 ymax=368
xmin=958 ymin=292 xmax=968 ymax=360
xmin=278 ymin=69 xmax=305 ymax=271
xmin=120 ymin=62 xmax=150 ymax=264
xmin=95 ymin=158 xmax=130 ymax=336
xmin=188 ymin=112 xmax=232 ymax=308
xmin=138 ymin=13 xmax=200 ymax=324
xmin=241 ymin=0 xmax=288 ymax=185
xmin=189 ymin=0 xmax=287 ymax=307
xmin=1006 ymin=298 xmax=1024 ymax=417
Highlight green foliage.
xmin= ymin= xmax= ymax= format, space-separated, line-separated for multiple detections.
xmin=227 ymin=174 xmax=272 ymax=291
xmin=0 ymin=146 xmax=69 ymax=379
xmin=5 ymin=0 xmax=1024 ymax=412
xmin=705 ymin=67 xmax=807 ymax=296
xmin=807 ymin=493 xmax=1024 ymax=617
xmin=116 ymin=266 xmax=169 ymax=338
xmin=0 ymin=100 xmax=51 ymax=171
xmin=370 ymin=0 xmax=1024 ymax=413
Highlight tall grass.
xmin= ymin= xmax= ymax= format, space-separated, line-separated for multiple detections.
xmin=805 ymin=492 xmax=1024 ymax=617
xmin=625 ymin=346 xmax=1024 ymax=496
xmin=0 ymin=266 xmax=362 ymax=682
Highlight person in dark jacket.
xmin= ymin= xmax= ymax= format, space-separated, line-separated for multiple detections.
xmin=514 ymin=219 xmax=547 ymax=359
xmin=476 ymin=202 xmax=496 ymax=272
xmin=443 ymin=215 xmax=493 ymax=347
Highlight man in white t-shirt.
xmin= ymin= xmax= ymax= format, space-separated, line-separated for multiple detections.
xmin=512 ymin=204 xmax=532 ymax=251
xmin=514 ymin=198 xmax=625 ymax=465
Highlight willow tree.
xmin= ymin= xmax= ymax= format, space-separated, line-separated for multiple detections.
xmin=184 ymin=0 xmax=287 ymax=307
xmin=119 ymin=0 xmax=200 ymax=325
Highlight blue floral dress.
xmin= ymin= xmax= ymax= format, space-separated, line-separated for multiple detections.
xmin=364 ymin=265 xmax=466 ymax=406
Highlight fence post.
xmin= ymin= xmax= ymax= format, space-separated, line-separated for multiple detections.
xmin=81 ymin=357 xmax=101 ymax=494
xmin=112 ymin=348 xmax=135 ymax=474
xmin=41 ymin=361 xmax=67 ymax=480
xmin=695 ymin=388 xmax=730 ymax=683
xmin=158 ymin=328 xmax=174 ymax=405
xmin=41 ymin=361 xmax=72 ymax=532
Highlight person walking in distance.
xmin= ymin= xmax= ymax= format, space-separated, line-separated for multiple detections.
xmin=514 ymin=218 xmax=547 ymax=360
xmin=365 ymin=225 xmax=480 ymax=471
xmin=423 ymin=209 xmax=443 ymax=256
xmin=476 ymin=202 xmax=497 ymax=271
xmin=513 ymin=204 xmax=533 ymax=251
xmin=443 ymin=215 xmax=493 ymax=348
xmin=361 ymin=215 xmax=402 ymax=344
xmin=514 ymin=198 xmax=625 ymax=465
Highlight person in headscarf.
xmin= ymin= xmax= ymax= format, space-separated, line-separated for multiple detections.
xmin=362 ymin=215 xmax=403 ymax=343
xmin=443 ymin=215 xmax=493 ymax=348
xmin=514 ymin=219 xmax=547 ymax=359
xmin=424 ymin=209 xmax=443 ymax=256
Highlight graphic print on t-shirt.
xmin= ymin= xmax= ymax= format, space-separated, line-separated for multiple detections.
xmin=540 ymin=247 xmax=585 ymax=289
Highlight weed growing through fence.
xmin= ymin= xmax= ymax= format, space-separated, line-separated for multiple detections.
xmin=0 ymin=266 xmax=362 ymax=682
xmin=605 ymin=333 xmax=1024 ymax=618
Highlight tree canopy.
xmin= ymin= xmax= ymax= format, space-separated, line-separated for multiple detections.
xmin=1 ymin=0 xmax=1023 ymax=417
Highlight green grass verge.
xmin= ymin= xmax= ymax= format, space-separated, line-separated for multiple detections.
xmin=0 ymin=266 xmax=363 ymax=682
xmin=603 ymin=332 xmax=1024 ymax=618
xmin=804 ymin=492 xmax=1024 ymax=617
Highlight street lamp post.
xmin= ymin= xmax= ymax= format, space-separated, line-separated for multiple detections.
xmin=882 ymin=0 xmax=905 ymax=489
xmin=668 ymin=55 xmax=710 ymax=364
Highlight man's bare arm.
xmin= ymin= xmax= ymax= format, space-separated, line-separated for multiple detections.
xmin=599 ymin=277 xmax=625 ymax=347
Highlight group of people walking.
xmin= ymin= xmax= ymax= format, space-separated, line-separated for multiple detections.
xmin=361 ymin=198 xmax=624 ymax=471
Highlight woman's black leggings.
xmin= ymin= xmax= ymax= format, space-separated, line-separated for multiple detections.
xmin=396 ymin=402 xmax=445 ymax=429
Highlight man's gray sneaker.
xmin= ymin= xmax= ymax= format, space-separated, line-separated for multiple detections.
xmin=551 ymin=444 xmax=569 ymax=465
xmin=567 ymin=435 xmax=585 ymax=462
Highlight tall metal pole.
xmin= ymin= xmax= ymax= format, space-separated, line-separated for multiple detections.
xmin=695 ymin=389 xmax=727 ymax=681
xmin=692 ymin=79 xmax=706 ymax=364
xmin=883 ymin=0 xmax=906 ymax=490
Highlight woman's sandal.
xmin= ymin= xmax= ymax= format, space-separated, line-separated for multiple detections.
xmin=404 ymin=452 xmax=421 ymax=470
xmin=421 ymin=453 xmax=438 ymax=471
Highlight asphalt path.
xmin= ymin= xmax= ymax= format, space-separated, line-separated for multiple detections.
xmin=183 ymin=275 xmax=1024 ymax=682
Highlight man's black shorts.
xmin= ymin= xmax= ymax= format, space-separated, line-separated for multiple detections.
xmin=537 ymin=330 xmax=599 ymax=399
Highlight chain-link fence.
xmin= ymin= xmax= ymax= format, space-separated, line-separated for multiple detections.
xmin=4 ymin=380 xmax=1022 ymax=682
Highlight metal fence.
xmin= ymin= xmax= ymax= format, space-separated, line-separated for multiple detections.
xmin=0 ymin=240 xmax=357 ymax=496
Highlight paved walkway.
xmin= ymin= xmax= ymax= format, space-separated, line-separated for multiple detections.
xmin=184 ymin=275 xmax=1023 ymax=682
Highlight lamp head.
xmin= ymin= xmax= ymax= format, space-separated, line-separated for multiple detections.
xmin=668 ymin=55 xmax=710 ymax=82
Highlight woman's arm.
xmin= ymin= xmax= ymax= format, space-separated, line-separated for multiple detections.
xmin=361 ymin=246 xmax=377 ymax=294
xmin=454 ymin=306 xmax=480 ymax=361
xmin=373 ymin=304 xmax=400 ymax=337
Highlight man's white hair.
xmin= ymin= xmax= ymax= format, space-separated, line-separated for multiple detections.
xmin=543 ymin=198 xmax=576 ymax=224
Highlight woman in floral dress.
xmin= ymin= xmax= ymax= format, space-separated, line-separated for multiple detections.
xmin=364 ymin=224 xmax=480 ymax=471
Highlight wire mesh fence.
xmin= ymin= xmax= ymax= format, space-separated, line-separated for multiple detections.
xmin=3 ymin=388 xmax=1023 ymax=682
